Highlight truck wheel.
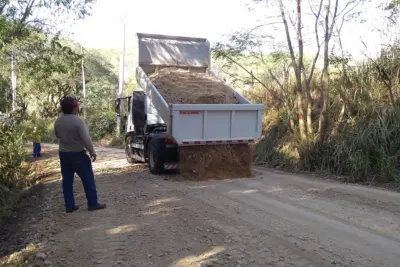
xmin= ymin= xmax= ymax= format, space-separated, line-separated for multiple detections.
xmin=125 ymin=136 xmax=136 ymax=164
xmin=148 ymin=140 xmax=164 ymax=174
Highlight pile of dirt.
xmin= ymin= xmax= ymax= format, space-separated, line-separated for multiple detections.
xmin=179 ymin=144 xmax=253 ymax=180
xmin=149 ymin=68 xmax=252 ymax=179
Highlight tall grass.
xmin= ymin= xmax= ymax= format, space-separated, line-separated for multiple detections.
xmin=304 ymin=108 xmax=400 ymax=182
xmin=251 ymin=54 xmax=400 ymax=184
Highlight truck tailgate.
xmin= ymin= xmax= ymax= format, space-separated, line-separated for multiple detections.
xmin=170 ymin=104 xmax=264 ymax=146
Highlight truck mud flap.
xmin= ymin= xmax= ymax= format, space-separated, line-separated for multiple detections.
xmin=164 ymin=163 xmax=179 ymax=170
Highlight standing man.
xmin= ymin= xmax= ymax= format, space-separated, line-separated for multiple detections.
xmin=54 ymin=96 xmax=106 ymax=213
xmin=32 ymin=126 xmax=41 ymax=158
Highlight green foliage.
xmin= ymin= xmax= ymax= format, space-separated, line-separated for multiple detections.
xmin=20 ymin=112 xmax=118 ymax=144
xmin=253 ymin=110 xmax=295 ymax=168
xmin=0 ymin=0 xmax=96 ymax=33
xmin=0 ymin=38 xmax=119 ymax=119
xmin=0 ymin=0 xmax=97 ymax=114
xmin=86 ymin=111 xmax=117 ymax=141
xmin=17 ymin=37 xmax=84 ymax=118
xmin=20 ymin=118 xmax=57 ymax=143
xmin=302 ymin=108 xmax=400 ymax=182
xmin=84 ymin=50 xmax=119 ymax=113
xmin=0 ymin=123 xmax=26 ymax=187
xmin=254 ymin=108 xmax=400 ymax=183
xmin=0 ymin=0 xmax=96 ymax=219
xmin=125 ymin=76 xmax=139 ymax=94
xmin=0 ymin=121 xmax=28 ymax=217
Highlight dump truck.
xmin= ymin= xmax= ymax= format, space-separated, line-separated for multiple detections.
xmin=115 ymin=33 xmax=264 ymax=174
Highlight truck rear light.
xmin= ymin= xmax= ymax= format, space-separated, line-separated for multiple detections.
xmin=165 ymin=137 xmax=175 ymax=144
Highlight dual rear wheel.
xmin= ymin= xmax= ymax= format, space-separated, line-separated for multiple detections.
xmin=125 ymin=136 xmax=136 ymax=164
xmin=125 ymin=136 xmax=164 ymax=174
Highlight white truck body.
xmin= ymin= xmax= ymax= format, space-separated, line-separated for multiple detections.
xmin=135 ymin=33 xmax=264 ymax=146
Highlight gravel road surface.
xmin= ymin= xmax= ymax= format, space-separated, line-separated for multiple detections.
xmin=2 ymin=144 xmax=400 ymax=267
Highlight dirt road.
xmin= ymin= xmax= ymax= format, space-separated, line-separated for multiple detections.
xmin=2 ymin=144 xmax=400 ymax=267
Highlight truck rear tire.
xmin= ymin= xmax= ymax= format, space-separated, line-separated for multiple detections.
xmin=125 ymin=136 xmax=136 ymax=164
xmin=148 ymin=139 xmax=164 ymax=174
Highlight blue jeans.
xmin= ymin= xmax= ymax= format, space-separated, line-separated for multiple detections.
xmin=32 ymin=143 xmax=41 ymax=157
xmin=59 ymin=151 xmax=98 ymax=209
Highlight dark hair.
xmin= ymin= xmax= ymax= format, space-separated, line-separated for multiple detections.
xmin=60 ymin=96 xmax=78 ymax=114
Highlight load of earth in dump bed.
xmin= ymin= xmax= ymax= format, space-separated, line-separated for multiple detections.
xmin=149 ymin=68 xmax=252 ymax=179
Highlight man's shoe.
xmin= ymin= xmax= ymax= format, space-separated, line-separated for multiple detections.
xmin=66 ymin=206 xmax=79 ymax=213
xmin=88 ymin=203 xmax=106 ymax=211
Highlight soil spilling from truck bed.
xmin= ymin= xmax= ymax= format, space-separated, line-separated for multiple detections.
xmin=149 ymin=68 xmax=253 ymax=180
xmin=178 ymin=144 xmax=252 ymax=180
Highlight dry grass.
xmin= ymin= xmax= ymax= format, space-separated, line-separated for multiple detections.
xmin=2 ymin=243 xmax=40 ymax=267
xmin=149 ymin=68 xmax=252 ymax=180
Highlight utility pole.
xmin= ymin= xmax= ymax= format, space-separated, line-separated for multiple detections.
xmin=81 ymin=45 xmax=87 ymax=118
xmin=10 ymin=53 xmax=17 ymax=112
xmin=116 ymin=12 xmax=126 ymax=137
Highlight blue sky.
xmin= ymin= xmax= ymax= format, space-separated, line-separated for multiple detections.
xmin=67 ymin=0 xmax=392 ymax=60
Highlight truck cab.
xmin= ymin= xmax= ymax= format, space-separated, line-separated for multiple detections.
xmin=115 ymin=90 xmax=179 ymax=174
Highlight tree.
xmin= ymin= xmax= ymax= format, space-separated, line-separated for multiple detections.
xmin=0 ymin=0 xmax=95 ymax=37
xmin=0 ymin=0 xmax=96 ymax=115
xmin=83 ymin=50 xmax=119 ymax=113
xmin=18 ymin=37 xmax=83 ymax=117
xmin=0 ymin=0 xmax=98 ymax=218
xmin=384 ymin=0 xmax=400 ymax=23
xmin=318 ymin=0 xmax=338 ymax=141
xmin=213 ymin=0 xmax=366 ymax=142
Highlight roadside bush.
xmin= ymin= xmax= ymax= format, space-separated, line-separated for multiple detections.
xmin=254 ymin=107 xmax=400 ymax=183
xmin=20 ymin=111 xmax=118 ymax=144
xmin=253 ymin=110 xmax=298 ymax=169
xmin=86 ymin=111 xmax=117 ymax=141
xmin=0 ymin=122 xmax=28 ymax=217
xmin=308 ymin=108 xmax=400 ymax=182
xmin=20 ymin=118 xmax=57 ymax=143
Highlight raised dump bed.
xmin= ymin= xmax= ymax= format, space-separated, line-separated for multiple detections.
xmin=135 ymin=33 xmax=264 ymax=146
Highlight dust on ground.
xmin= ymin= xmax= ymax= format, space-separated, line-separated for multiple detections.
xmin=1 ymin=144 xmax=400 ymax=267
